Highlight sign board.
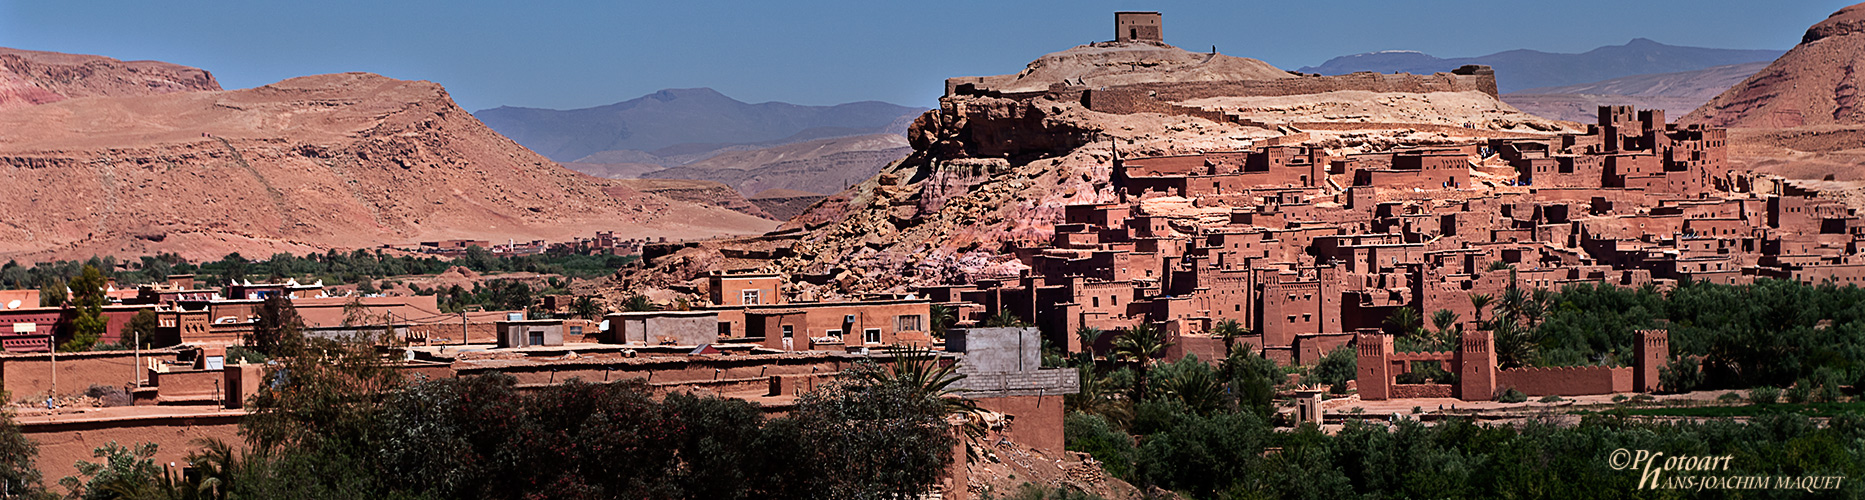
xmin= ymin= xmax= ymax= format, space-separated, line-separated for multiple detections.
xmin=12 ymin=323 xmax=34 ymax=334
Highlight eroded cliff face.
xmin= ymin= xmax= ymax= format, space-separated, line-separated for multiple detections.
xmin=0 ymin=47 xmax=220 ymax=111
xmin=0 ymin=72 xmax=774 ymax=261
xmin=755 ymin=91 xmax=1273 ymax=298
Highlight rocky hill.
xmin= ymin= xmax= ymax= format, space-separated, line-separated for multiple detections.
xmin=473 ymin=88 xmax=921 ymax=163
xmin=950 ymin=41 xmax=1293 ymax=94
xmin=1301 ymin=39 xmax=1783 ymax=93
xmin=0 ymin=47 xmax=221 ymax=111
xmin=1684 ymin=4 xmax=1865 ymax=129
xmin=639 ymin=134 xmax=911 ymax=195
xmin=0 ymin=72 xmax=775 ymax=261
xmin=1503 ymin=62 xmax=1770 ymax=122
xmin=613 ymin=43 xmax=1568 ymax=297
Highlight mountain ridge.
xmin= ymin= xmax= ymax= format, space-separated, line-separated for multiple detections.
xmin=1300 ymin=39 xmax=1785 ymax=92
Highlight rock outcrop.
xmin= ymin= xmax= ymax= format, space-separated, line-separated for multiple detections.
xmin=0 ymin=47 xmax=220 ymax=111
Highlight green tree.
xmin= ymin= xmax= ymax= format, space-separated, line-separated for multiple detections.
xmin=246 ymin=295 xmax=302 ymax=357
xmin=621 ymin=295 xmax=656 ymax=312
xmin=60 ymin=441 xmax=163 ymax=500
xmin=570 ymin=296 xmax=604 ymax=320
xmin=982 ymin=309 xmax=1028 ymax=328
xmin=929 ymin=304 xmax=957 ymax=336
xmin=126 ymin=309 xmax=159 ymax=349
xmin=1468 ymin=293 xmax=1493 ymax=326
xmin=786 ymin=362 xmax=959 ymax=499
xmin=1384 ymin=306 xmax=1424 ymax=340
xmin=37 ymin=279 xmax=64 ymax=307
xmin=1212 ymin=318 xmax=1246 ymax=353
xmin=0 ymin=409 xmax=48 ymax=498
xmin=1111 ymin=322 xmax=1173 ymax=401
xmin=217 ymin=253 xmax=248 ymax=285
xmin=59 ymin=265 xmax=108 ymax=352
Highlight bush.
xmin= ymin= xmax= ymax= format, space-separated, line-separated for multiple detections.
xmin=1812 ymin=367 xmax=1845 ymax=403
xmin=1716 ymin=392 xmax=1743 ymax=404
xmin=1537 ymin=395 xmax=1565 ymax=403
xmin=83 ymin=385 xmax=131 ymax=407
xmin=1063 ymin=412 xmax=1134 ymax=480
xmin=1748 ymin=386 xmax=1780 ymax=405
xmin=1658 ymin=356 xmax=1702 ymax=394
xmin=1496 ymin=388 xmax=1526 ymax=403
xmin=1786 ymin=379 xmax=1814 ymax=404
xmin=1629 ymin=394 xmax=1656 ymax=404
xmin=1612 ymin=395 xmax=1629 ymax=403
xmin=1303 ymin=346 xmax=1356 ymax=393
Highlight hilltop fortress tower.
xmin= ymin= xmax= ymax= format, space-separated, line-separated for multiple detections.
xmin=1115 ymin=11 xmax=1163 ymax=43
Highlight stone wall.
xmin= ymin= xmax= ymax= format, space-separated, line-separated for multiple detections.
xmin=1390 ymin=384 xmax=1454 ymax=399
xmin=0 ymin=349 xmax=182 ymax=399
xmin=1110 ymin=68 xmax=1498 ymax=102
xmin=952 ymin=369 xmax=1081 ymax=398
xmin=1496 ymin=366 xmax=1633 ymax=396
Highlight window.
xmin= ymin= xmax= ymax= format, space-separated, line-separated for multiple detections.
xmin=895 ymin=315 xmax=923 ymax=332
xmin=741 ymin=289 xmax=762 ymax=305
xmin=826 ymin=329 xmax=843 ymax=340
xmin=864 ymin=328 xmax=882 ymax=344
xmin=528 ymin=330 xmax=544 ymax=346
xmin=718 ymin=322 xmax=732 ymax=336
xmin=781 ymin=325 xmax=794 ymax=338
xmin=569 ymin=326 xmax=583 ymax=337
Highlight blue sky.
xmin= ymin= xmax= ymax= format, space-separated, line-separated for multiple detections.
xmin=0 ymin=1 xmax=1851 ymax=110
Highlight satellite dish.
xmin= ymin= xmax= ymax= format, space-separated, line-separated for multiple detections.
xmin=5 ymin=300 xmax=18 ymax=310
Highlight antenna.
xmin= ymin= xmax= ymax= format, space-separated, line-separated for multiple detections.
xmin=5 ymin=300 xmax=17 ymax=310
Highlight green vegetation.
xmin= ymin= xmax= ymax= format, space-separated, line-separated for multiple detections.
xmin=0 ymin=248 xmax=639 ymax=291
xmin=1536 ymin=279 xmax=1865 ymax=393
xmin=57 ymin=265 xmax=108 ymax=352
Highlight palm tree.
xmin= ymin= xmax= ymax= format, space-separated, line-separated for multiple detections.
xmin=1212 ymin=318 xmax=1246 ymax=353
xmin=1469 ymin=293 xmax=1493 ymax=327
xmin=1430 ymin=309 xmax=1461 ymax=350
xmin=1074 ymin=325 xmax=1104 ymax=354
xmin=929 ymin=304 xmax=957 ymax=336
xmin=621 ymin=295 xmax=656 ymax=312
xmin=860 ymin=345 xmax=986 ymax=443
xmin=982 ymin=309 xmax=1027 ymax=328
xmin=1384 ymin=306 xmax=1424 ymax=339
xmin=1111 ymin=321 xmax=1173 ymax=401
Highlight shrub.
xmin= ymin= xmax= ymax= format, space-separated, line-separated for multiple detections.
xmin=1302 ymin=346 xmax=1357 ymax=394
xmin=1412 ymin=406 xmax=1422 ymax=414
xmin=1748 ymin=386 xmax=1780 ymax=405
xmin=1612 ymin=395 xmax=1629 ymax=403
xmin=83 ymin=385 xmax=131 ymax=407
xmin=1786 ymin=379 xmax=1814 ymax=404
xmin=1658 ymin=356 xmax=1702 ymax=394
xmin=1537 ymin=395 xmax=1565 ymax=403
xmin=1496 ymin=388 xmax=1526 ymax=403
xmin=1629 ymin=394 xmax=1656 ymax=404
xmin=1063 ymin=412 xmax=1134 ymax=480
xmin=1811 ymin=367 xmax=1845 ymax=403
xmin=1716 ymin=392 xmax=1743 ymax=404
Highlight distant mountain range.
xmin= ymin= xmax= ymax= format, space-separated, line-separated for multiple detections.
xmin=1501 ymin=62 xmax=1772 ymax=122
xmin=473 ymin=88 xmax=922 ymax=163
xmin=1299 ymin=38 xmax=1784 ymax=92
